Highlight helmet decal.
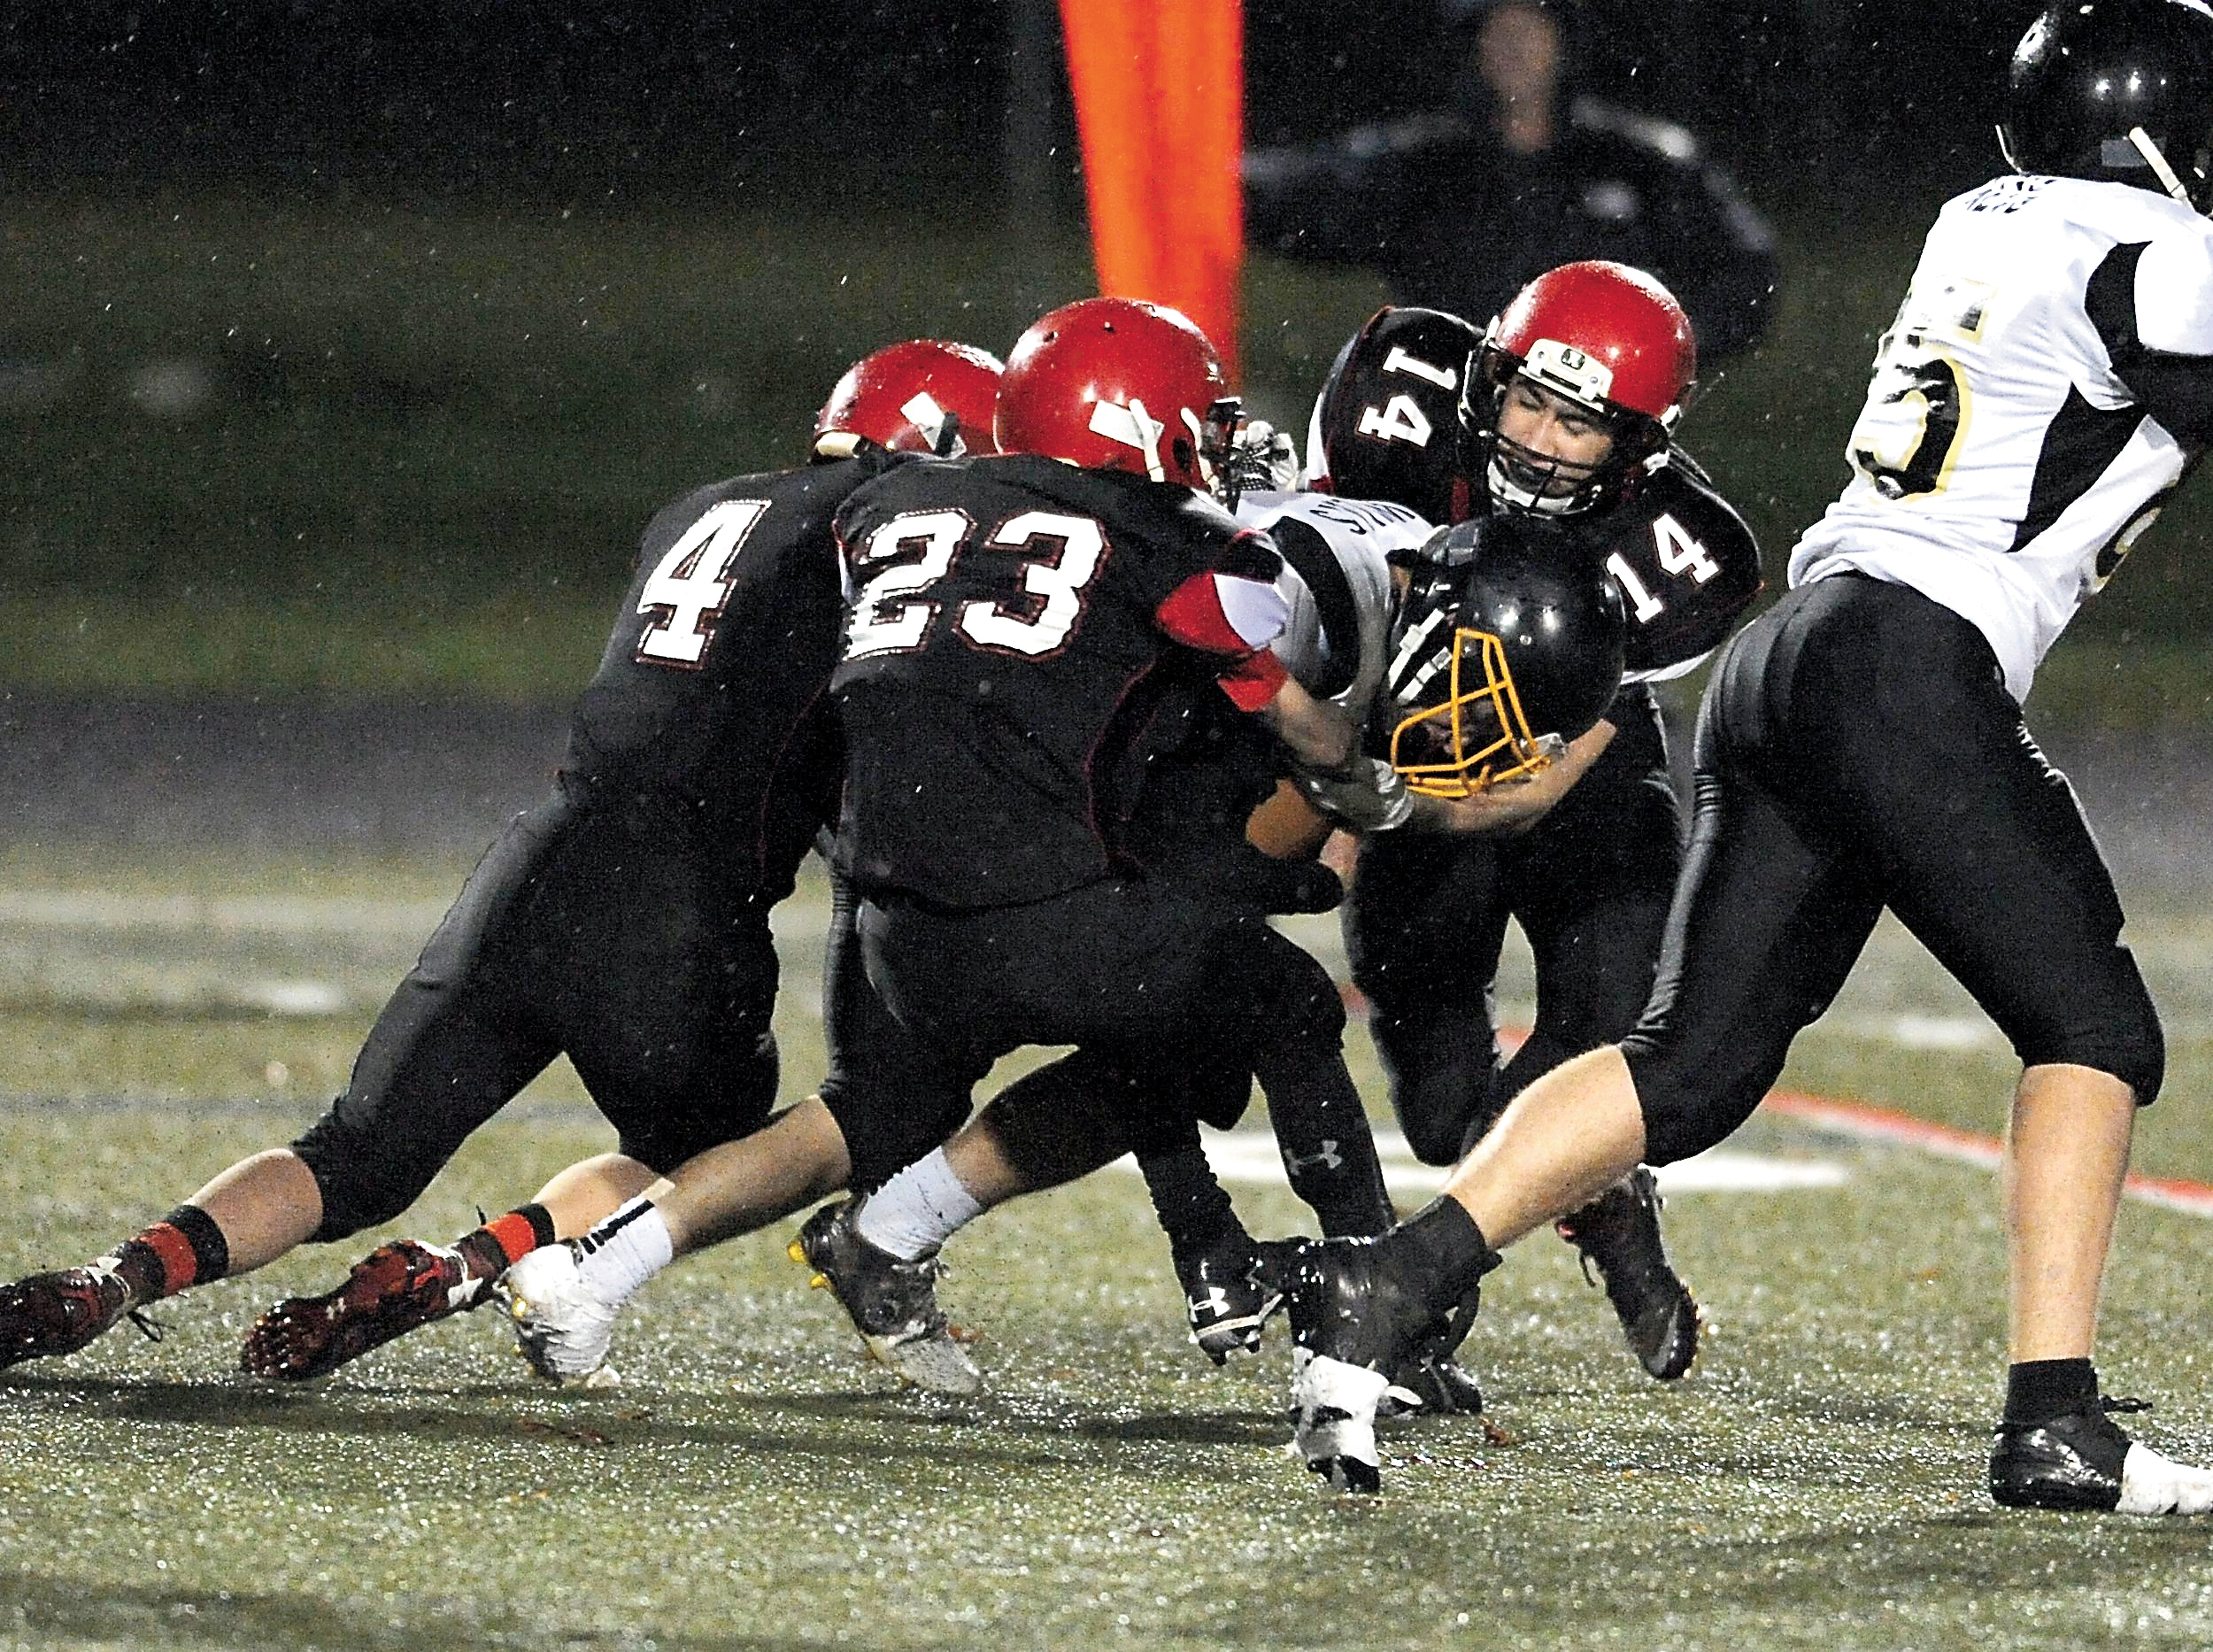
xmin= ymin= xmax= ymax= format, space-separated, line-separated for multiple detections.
xmin=814 ymin=340 xmax=1005 ymax=459
xmin=994 ymin=297 xmax=1237 ymax=493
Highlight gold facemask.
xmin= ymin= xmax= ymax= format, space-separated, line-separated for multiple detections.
xmin=1386 ymin=626 xmax=1561 ymax=799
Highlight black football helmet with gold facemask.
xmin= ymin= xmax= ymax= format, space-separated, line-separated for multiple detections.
xmin=1383 ymin=514 xmax=1625 ymax=798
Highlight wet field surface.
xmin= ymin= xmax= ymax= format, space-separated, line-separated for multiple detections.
xmin=4 ymin=690 xmax=2204 ymax=892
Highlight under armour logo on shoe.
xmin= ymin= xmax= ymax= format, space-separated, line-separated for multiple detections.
xmin=1286 ymin=1140 xmax=1345 ymax=1174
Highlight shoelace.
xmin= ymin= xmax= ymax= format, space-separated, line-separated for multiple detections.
xmin=126 ymin=1308 xmax=166 ymax=1344
xmin=2103 ymin=1394 xmax=2153 ymax=1416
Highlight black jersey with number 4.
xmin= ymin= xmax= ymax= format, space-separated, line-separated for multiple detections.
xmin=559 ymin=451 xmax=892 ymax=899
xmin=831 ymin=452 xmax=1285 ymax=910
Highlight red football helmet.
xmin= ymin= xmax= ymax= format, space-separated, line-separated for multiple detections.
xmin=993 ymin=297 xmax=1241 ymax=493
xmin=1474 ymin=260 xmax=1697 ymax=515
xmin=813 ymin=339 xmax=1006 ymax=459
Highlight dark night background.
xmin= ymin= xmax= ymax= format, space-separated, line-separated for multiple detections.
xmin=2 ymin=1 xmax=2024 ymax=205
xmin=4 ymin=0 xmax=2204 ymax=714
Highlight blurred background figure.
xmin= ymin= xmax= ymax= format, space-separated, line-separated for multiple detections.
xmin=1242 ymin=0 xmax=1779 ymax=359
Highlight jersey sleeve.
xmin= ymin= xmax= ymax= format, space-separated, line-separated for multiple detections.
xmin=2098 ymin=227 xmax=2213 ymax=444
xmin=1154 ymin=560 xmax=1294 ymax=711
xmin=1602 ymin=463 xmax=1765 ymax=681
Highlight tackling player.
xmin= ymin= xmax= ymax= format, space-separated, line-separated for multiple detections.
xmin=497 ymin=300 xmax=1439 ymax=1395
xmin=0 ymin=339 xmax=1004 ymax=1379
xmin=1292 ymin=270 xmax=1762 ymax=1384
xmin=1261 ymin=0 xmax=2213 ymax=1511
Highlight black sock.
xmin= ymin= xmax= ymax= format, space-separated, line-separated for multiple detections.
xmin=1251 ymin=1033 xmax=1393 ymax=1239
xmin=2004 ymin=1357 xmax=2099 ymax=1425
xmin=1389 ymin=1196 xmax=1500 ymax=1309
xmin=1138 ymin=1144 xmax=1246 ymax=1262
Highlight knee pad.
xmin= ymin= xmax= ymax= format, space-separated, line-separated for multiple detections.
xmin=1621 ymin=1032 xmax=1776 ymax=1167
xmin=291 ymin=1110 xmax=435 ymax=1244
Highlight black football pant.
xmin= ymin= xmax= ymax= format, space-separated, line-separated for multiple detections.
xmin=854 ymin=876 xmax=1390 ymax=1229
xmin=291 ymin=785 xmax=781 ymax=1240
xmin=1346 ymin=688 xmax=1682 ymax=1165
xmin=1622 ymin=575 xmax=2163 ymax=1164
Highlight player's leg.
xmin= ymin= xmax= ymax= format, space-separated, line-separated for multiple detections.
xmin=507 ymin=873 xmax=983 ymax=1387
xmin=1260 ymin=588 xmax=1888 ymax=1486
xmin=2 ymin=807 xmax=578 ymax=1375
xmin=1499 ymin=691 xmax=1699 ymax=1378
xmin=1345 ymin=830 xmax=1513 ymax=1164
xmin=497 ymin=828 xmax=805 ymax=1383
xmin=1834 ymin=597 xmax=2201 ymax=1509
xmin=1130 ymin=1061 xmax=1274 ymax=1364
xmin=240 ymin=801 xmax=668 ymax=1380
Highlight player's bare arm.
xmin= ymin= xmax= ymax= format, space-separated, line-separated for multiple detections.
xmin=1407 ymin=715 xmax=1615 ymax=836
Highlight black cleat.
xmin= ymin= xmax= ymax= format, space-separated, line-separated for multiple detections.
xmin=1175 ymin=1232 xmax=1281 ymax=1365
xmin=790 ymin=1198 xmax=982 ymax=1396
xmin=1555 ymin=1166 xmax=1700 ymax=1380
xmin=242 ymin=1239 xmax=474 ymax=1381
xmin=0 ymin=1267 xmax=133 ymax=1370
xmin=1991 ymin=1397 xmax=2213 ymax=1515
xmin=1253 ymin=1236 xmax=1460 ymax=1492
xmin=1382 ymin=1348 xmax=1485 ymax=1418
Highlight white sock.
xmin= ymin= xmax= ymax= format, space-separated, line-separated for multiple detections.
xmin=572 ymin=1198 xmax=674 ymax=1307
xmin=855 ymin=1150 xmax=983 ymax=1260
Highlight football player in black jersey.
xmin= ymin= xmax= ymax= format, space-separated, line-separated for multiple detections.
xmin=491 ymin=299 xmax=1421 ymax=1396
xmin=811 ymin=297 xmax=1411 ymax=1344
xmin=0 ymin=338 xmax=1005 ymax=1379
xmin=1304 ymin=266 xmax=1761 ymax=1385
xmin=1263 ymin=0 xmax=2213 ymax=1510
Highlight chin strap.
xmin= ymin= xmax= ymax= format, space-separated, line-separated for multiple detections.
xmin=2128 ymin=125 xmax=2197 ymax=208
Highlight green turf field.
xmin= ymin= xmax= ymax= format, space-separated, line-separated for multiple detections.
xmin=4 ymin=853 xmax=2213 ymax=1650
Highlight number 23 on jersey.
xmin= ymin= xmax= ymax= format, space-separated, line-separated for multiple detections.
xmin=844 ymin=509 xmax=1106 ymax=660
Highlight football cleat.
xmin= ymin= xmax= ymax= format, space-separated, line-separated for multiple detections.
xmin=0 ymin=1266 xmax=133 ymax=1370
xmin=241 ymin=1239 xmax=477 ymax=1381
xmin=1555 ymin=1165 xmax=1700 ymax=1381
xmin=500 ymin=1241 xmax=621 ymax=1386
xmin=1380 ymin=1347 xmax=1485 ymax=1418
xmin=1175 ymin=1233 xmax=1282 ymax=1366
xmin=1991 ymin=1397 xmax=2213 ymax=1515
xmin=1290 ymin=1345 xmax=1392 ymax=1494
xmin=789 ymin=1198 xmax=982 ymax=1396
xmin=1253 ymin=1235 xmax=1458 ymax=1492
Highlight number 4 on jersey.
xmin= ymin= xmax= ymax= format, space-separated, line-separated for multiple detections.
xmin=1606 ymin=512 xmax=1719 ymax=623
xmin=635 ymin=498 xmax=773 ymax=666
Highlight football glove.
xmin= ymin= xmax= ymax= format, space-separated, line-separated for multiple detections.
xmin=1226 ymin=419 xmax=1303 ymax=496
xmin=1295 ymin=756 xmax=1412 ymax=834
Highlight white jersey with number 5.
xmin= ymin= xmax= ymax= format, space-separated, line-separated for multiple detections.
xmin=1790 ymin=173 xmax=2213 ymax=700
